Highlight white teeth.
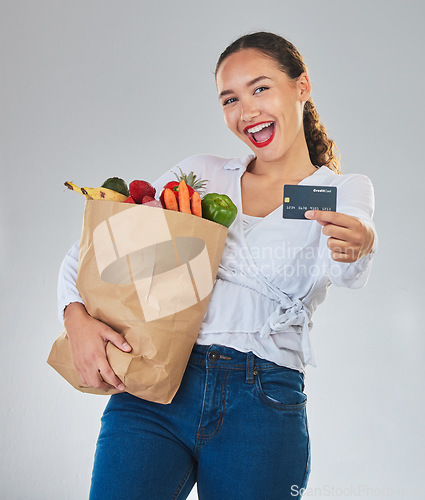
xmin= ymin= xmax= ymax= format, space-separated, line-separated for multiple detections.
xmin=246 ymin=122 xmax=273 ymax=134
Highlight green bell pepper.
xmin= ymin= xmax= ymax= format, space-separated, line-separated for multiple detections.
xmin=201 ymin=193 xmax=237 ymax=228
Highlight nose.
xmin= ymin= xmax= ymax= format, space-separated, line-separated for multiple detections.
xmin=240 ymin=98 xmax=260 ymax=122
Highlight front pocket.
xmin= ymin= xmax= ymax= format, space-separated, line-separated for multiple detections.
xmin=254 ymin=368 xmax=307 ymax=411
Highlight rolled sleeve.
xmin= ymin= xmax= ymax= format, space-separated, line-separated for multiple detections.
xmin=57 ymin=240 xmax=83 ymax=323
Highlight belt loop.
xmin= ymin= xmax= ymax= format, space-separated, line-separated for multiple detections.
xmin=245 ymin=352 xmax=255 ymax=384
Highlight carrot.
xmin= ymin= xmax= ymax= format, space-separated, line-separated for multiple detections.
xmin=178 ymin=180 xmax=191 ymax=214
xmin=190 ymin=191 xmax=202 ymax=217
xmin=163 ymin=188 xmax=179 ymax=211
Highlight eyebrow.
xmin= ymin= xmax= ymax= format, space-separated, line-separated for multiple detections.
xmin=218 ymin=76 xmax=271 ymax=99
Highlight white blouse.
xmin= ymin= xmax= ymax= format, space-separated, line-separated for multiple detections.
xmin=57 ymin=154 xmax=377 ymax=373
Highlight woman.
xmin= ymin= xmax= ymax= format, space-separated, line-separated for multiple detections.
xmin=58 ymin=32 xmax=376 ymax=499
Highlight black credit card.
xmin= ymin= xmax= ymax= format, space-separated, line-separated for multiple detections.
xmin=283 ymin=185 xmax=337 ymax=219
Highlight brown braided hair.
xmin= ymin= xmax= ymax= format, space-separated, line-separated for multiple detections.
xmin=215 ymin=32 xmax=341 ymax=174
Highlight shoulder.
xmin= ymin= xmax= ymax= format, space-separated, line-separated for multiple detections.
xmin=152 ymin=154 xmax=250 ymax=194
xmin=317 ymin=167 xmax=375 ymax=198
xmin=178 ymin=154 xmax=251 ymax=189
xmin=317 ymin=166 xmax=373 ymax=186
xmin=177 ymin=154 xmax=252 ymax=197
xmin=313 ymin=167 xmax=375 ymax=218
xmin=335 ymin=172 xmax=375 ymax=208
xmin=177 ymin=154 xmax=249 ymax=174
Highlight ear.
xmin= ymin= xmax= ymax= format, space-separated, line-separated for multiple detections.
xmin=297 ymin=72 xmax=312 ymax=102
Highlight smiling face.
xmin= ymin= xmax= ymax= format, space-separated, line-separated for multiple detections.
xmin=216 ymin=48 xmax=312 ymax=167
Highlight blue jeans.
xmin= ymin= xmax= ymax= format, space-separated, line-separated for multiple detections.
xmin=90 ymin=344 xmax=311 ymax=499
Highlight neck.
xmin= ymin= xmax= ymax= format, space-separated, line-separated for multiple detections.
xmin=247 ymin=131 xmax=316 ymax=182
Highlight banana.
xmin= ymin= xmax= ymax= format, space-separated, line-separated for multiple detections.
xmin=64 ymin=182 xmax=93 ymax=200
xmin=82 ymin=186 xmax=128 ymax=202
xmin=64 ymin=182 xmax=128 ymax=202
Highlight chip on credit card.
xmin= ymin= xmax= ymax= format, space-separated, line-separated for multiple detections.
xmin=283 ymin=185 xmax=337 ymax=219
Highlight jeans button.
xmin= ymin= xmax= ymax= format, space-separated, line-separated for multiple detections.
xmin=208 ymin=350 xmax=220 ymax=362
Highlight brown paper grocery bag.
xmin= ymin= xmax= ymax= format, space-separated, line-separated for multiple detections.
xmin=48 ymin=200 xmax=228 ymax=404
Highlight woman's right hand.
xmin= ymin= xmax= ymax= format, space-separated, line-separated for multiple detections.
xmin=63 ymin=302 xmax=132 ymax=391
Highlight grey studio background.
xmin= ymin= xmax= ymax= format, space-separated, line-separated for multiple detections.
xmin=1 ymin=1 xmax=424 ymax=499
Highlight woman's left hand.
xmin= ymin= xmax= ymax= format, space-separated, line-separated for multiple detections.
xmin=305 ymin=210 xmax=375 ymax=263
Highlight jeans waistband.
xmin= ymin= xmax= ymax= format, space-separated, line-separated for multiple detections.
xmin=188 ymin=343 xmax=302 ymax=384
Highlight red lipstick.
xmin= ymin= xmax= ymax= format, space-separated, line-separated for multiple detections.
xmin=243 ymin=121 xmax=276 ymax=148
